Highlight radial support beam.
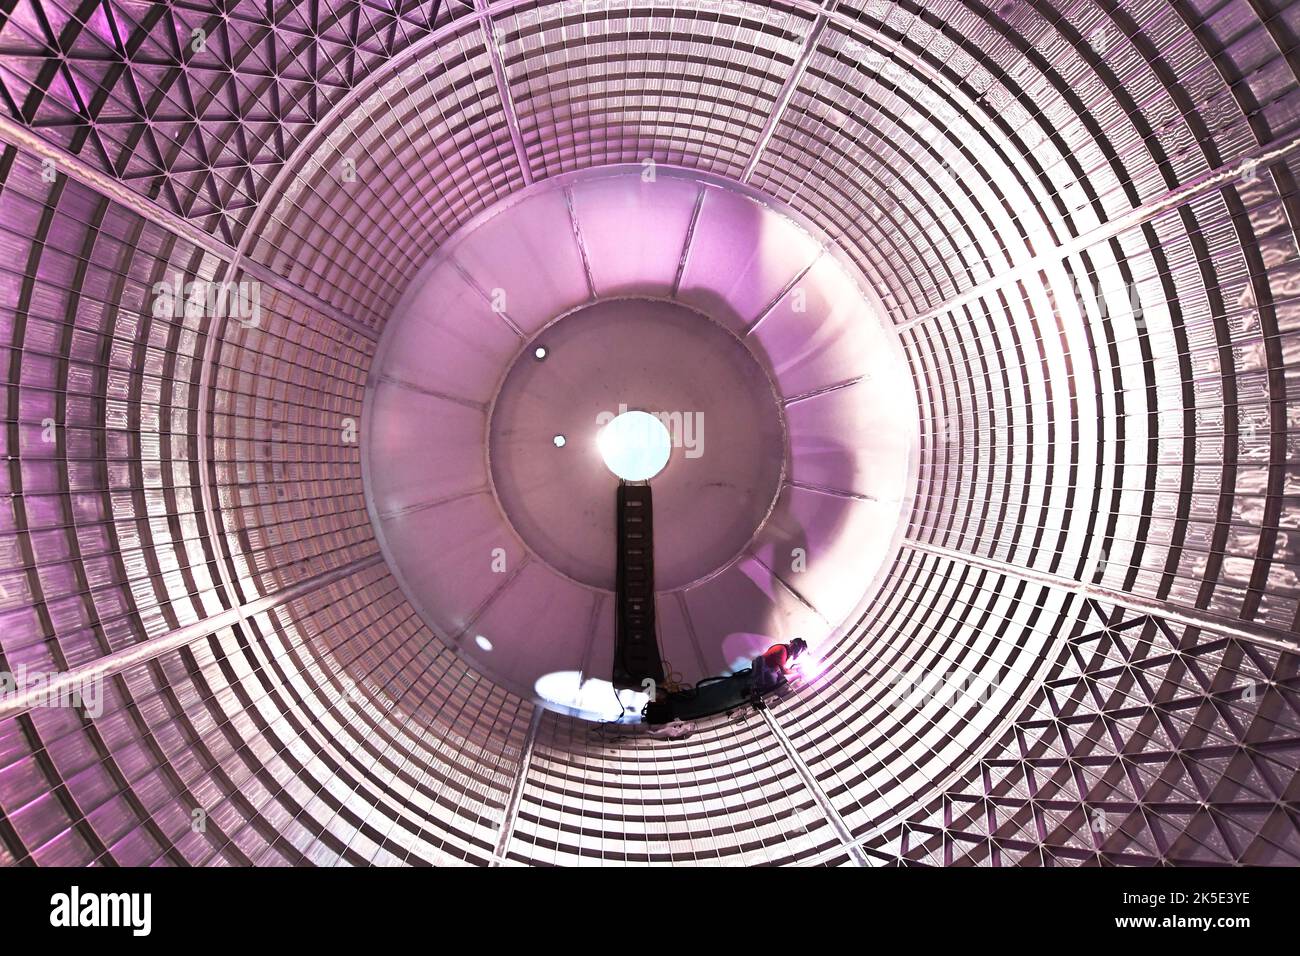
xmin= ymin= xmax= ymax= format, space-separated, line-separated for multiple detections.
xmin=898 ymin=130 xmax=1300 ymax=331
xmin=788 ymin=478 xmax=877 ymax=502
xmin=742 ymin=0 xmax=837 ymax=183
xmin=0 ymin=555 xmax=385 ymax=721
xmin=196 ymin=296 xmax=246 ymax=639
xmin=0 ymin=113 xmax=380 ymax=343
xmin=491 ymin=705 xmax=543 ymax=866
xmin=751 ymin=551 xmax=831 ymax=625
xmin=907 ymin=540 xmax=1300 ymax=656
xmin=476 ymin=0 xmax=534 ymax=186
xmin=564 ymin=185 xmax=598 ymax=299
xmin=783 ymin=375 xmax=864 ymax=406
xmin=670 ymin=186 xmax=708 ymax=297
xmin=759 ymin=706 xmax=869 ymax=866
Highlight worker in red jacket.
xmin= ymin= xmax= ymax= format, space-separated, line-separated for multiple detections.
xmin=751 ymin=638 xmax=808 ymax=694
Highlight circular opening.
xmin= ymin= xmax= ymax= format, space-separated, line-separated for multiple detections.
xmin=484 ymin=296 xmax=793 ymax=593
xmin=533 ymin=345 xmax=548 ymax=360
xmin=598 ymin=410 xmax=672 ymax=481
xmin=552 ymin=434 xmax=566 ymax=447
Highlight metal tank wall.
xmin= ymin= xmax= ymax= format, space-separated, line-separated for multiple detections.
xmin=0 ymin=0 xmax=1297 ymax=866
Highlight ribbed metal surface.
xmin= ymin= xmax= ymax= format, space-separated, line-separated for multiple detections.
xmin=0 ymin=0 xmax=1297 ymax=866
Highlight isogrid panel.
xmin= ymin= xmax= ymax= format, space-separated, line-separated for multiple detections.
xmin=0 ymin=154 xmax=223 ymax=671
xmin=0 ymin=556 xmax=531 ymax=866
xmin=767 ymin=548 xmax=1070 ymax=839
xmin=496 ymin=0 xmax=809 ymax=180
xmin=210 ymin=291 xmax=376 ymax=596
xmin=893 ymin=596 xmax=1300 ymax=865
xmin=904 ymin=145 xmax=1300 ymax=630
xmin=1 ymin=0 xmax=1298 ymax=867
xmin=246 ymin=19 xmax=524 ymax=331
xmin=509 ymin=708 xmax=842 ymax=866
xmin=835 ymin=0 xmax=1290 ymax=178
xmin=0 ymin=0 xmax=471 ymax=243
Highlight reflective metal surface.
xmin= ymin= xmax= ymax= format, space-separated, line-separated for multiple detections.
xmin=0 ymin=0 xmax=1297 ymax=866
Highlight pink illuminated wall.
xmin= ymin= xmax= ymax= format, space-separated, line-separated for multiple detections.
xmin=0 ymin=0 xmax=1296 ymax=866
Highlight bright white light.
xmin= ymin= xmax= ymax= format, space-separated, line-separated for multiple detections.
xmin=534 ymin=671 xmax=648 ymax=722
xmin=598 ymin=410 xmax=671 ymax=481
xmin=791 ymin=650 xmax=824 ymax=680
xmin=534 ymin=346 xmax=548 ymax=360
xmin=475 ymin=634 xmax=493 ymax=652
xmin=553 ymin=434 xmax=566 ymax=447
